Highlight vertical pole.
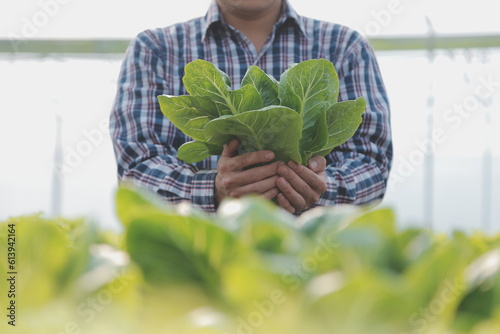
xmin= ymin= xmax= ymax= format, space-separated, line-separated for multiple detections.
xmin=424 ymin=16 xmax=436 ymax=229
xmin=482 ymin=143 xmax=492 ymax=233
xmin=424 ymin=94 xmax=434 ymax=230
xmin=50 ymin=114 xmax=63 ymax=217
xmin=478 ymin=50 xmax=493 ymax=233
xmin=480 ymin=87 xmax=493 ymax=233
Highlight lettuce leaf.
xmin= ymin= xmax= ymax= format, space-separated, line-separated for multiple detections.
xmin=205 ymin=106 xmax=303 ymax=163
xmin=158 ymin=58 xmax=366 ymax=164
xmin=182 ymin=60 xmax=263 ymax=115
xmin=241 ymin=65 xmax=280 ymax=106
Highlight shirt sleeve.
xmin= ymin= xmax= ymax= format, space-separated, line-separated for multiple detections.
xmin=313 ymin=32 xmax=393 ymax=208
xmin=109 ymin=31 xmax=218 ymax=213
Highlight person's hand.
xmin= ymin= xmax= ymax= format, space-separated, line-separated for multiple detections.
xmin=215 ymin=139 xmax=281 ymax=206
xmin=276 ymin=156 xmax=327 ymax=214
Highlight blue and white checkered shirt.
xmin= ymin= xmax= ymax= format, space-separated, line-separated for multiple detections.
xmin=110 ymin=0 xmax=393 ymax=213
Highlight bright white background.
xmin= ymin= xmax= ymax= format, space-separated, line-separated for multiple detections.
xmin=2 ymin=0 xmax=500 ymax=38
xmin=1 ymin=0 xmax=499 ymax=232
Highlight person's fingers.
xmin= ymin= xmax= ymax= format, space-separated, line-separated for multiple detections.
xmin=241 ymin=161 xmax=281 ymax=183
xmin=278 ymin=163 xmax=317 ymax=205
xmin=307 ymin=156 xmax=327 ymax=173
xmin=261 ymin=187 xmax=280 ymax=201
xmin=277 ymin=192 xmax=295 ymax=214
xmin=225 ymin=150 xmax=275 ymax=171
xmin=277 ymin=176 xmax=307 ymax=212
xmin=228 ymin=175 xmax=279 ymax=198
xmin=218 ymin=161 xmax=281 ymax=191
xmin=220 ymin=139 xmax=240 ymax=158
xmin=287 ymin=160 xmax=327 ymax=196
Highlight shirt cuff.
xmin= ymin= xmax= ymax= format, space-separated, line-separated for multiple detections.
xmin=312 ymin=173 xmax=338 ymax=208
xmin=191 ymin=169 xmax=218 ymax=214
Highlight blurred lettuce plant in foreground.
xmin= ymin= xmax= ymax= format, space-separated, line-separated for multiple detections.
xmin=2 ymin=185 xmax=500 ymax=333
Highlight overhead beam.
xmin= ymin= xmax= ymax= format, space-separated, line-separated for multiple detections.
xmin=1 ymin=34 xmax=500 ymax=54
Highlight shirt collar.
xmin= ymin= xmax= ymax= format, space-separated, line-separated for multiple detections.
xmin=201 ymin=0 xmax=223 ymax=40
xmin=279 ymin=0 xmax=308 ymax=37
xmin=201 ymin=0 xmax=308 ymax=41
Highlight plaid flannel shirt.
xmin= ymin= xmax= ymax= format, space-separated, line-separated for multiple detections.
xmin=110 ymin=0 xmax=393 ymax=213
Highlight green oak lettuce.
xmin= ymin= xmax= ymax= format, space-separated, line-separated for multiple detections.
xmin=158 ymin=59 xmax=366 ymax=164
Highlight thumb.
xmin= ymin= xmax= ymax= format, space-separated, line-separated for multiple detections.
xmin=308 ymin=156 xmax=326 ymax=172
xmin=221 ymin=139 xmax=240 ymax=158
